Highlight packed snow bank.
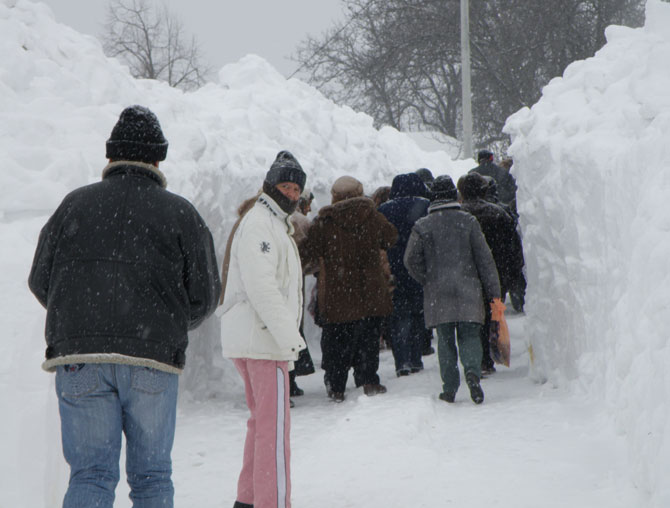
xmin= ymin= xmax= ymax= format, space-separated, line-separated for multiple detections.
xmin=504 ymin=1 xmax=670 ymax=505
xmin=0 ymin=1 xmax=466 ymax=505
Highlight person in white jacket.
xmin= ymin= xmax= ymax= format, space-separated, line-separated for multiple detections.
xmin=219 ymin=151 xmax=307 ymax=508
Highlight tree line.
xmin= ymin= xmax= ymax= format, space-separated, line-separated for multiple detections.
xmin=100 ymin=0 xmax=645 ymax=152
xmin=293 ymin=0 xmax=645 ymax=152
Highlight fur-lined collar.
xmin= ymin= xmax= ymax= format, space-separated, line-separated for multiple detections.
xmin=102 ymin=161 xmax=167 ymax=188
xmin=428 ymin=200 xmax=461 ymax=213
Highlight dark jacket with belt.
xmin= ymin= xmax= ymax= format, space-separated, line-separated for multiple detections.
xmin=301 ymin=196 xmax=397 ymax=324
xmin=29 ymin=162 xmax=221 ymax=373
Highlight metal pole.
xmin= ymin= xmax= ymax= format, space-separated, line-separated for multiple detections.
xmin=460 ymin=0 xmax=473 ymax=159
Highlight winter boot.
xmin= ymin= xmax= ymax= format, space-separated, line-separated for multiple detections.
xmin=438 ymin=392 xmax=456 ymax=403
xmin=363 ymin=383 xmax=387 ymax=396
xmin=289 ymin=371 xmax=304 ymax=396
xmin=328 ymin=390 xmax=345 ymax=403
xmin=466 ymin=372 xmax=484 ymax=404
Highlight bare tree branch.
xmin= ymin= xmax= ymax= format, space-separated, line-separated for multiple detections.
xmin=293 ymin=0 xmax=644 ymax=148
xmin=103 ymin=0 xmax=210 ymax=91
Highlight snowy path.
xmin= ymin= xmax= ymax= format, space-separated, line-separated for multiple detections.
xmin=108 ymin=314 xmax=646 ymax=507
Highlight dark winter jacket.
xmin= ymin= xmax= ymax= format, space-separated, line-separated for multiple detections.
xmin=378 ymin=173 xmax=430 ymax=313
xmin=28 ymin=162 xmax=221 ymax=373
xmin=470 ymin=160 xmax=517 ymax=207
xmin=404 ymin=200 xmax=500 ymax=326
xmin=301 ymin=196 xmax=397 ymax=324
xmin=460 ymin=197 xmax=521 ymax=292
xmin=483 ymin=182 xmax=525 ymax=280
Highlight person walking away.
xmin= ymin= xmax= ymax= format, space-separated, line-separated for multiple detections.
xmin=404 ymin=175 xmax=501 ymax=404
xmin=457 ymin=172 xmax=518 ymax=375
xmin=482 ymin=175 xmax=526 ymax=313
xmin=28 ymin=105 xmax=222 ymax=508
xmin=415 ymin=167 xmax=435 ymax=191
xmin=218 ymin=151 xmax=308 ymax=508
xmin=301 ymin=176 xmax=397 ymax=402
xmin=378 ymin=173 xmax=431 ymax=376
xmin=370 ymin=185 xmax=394 ymax=350
xmin=470 ymin=149 xmax=517 ymax=213
xmin=289 ymin=187 xmax=317 ymax=397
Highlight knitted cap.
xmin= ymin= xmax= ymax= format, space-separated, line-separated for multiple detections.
xmin=106 ymin=105 xmax=168 ymax=162
xmin=265 ymin=151 xmax=306 ymax=191
xmin=430 ymin=175 xmax=457 ymax=201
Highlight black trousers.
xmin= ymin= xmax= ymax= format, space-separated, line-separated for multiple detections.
xmin=321 ymin=317 xmax=382 ymax=394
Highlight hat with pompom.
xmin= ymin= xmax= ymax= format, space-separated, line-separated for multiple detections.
xmin=265 ymin=150 xmax=306 ymax=191
xmin=106 ymin=105 xmax=168 ymax=163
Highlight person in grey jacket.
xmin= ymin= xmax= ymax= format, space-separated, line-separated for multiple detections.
xmin=404 ymin=175 xmax=501 ymax=404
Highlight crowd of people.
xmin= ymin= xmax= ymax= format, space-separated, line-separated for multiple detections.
xmin=28 ymin=105 xmax=525 ymax=508
xmin=288 ymin=151 xmax=525 ymax=404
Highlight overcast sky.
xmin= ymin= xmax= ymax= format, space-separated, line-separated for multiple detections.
xmin=43 ymin=0 xmax=345 ymax=78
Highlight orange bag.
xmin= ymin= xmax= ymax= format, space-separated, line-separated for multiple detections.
xmin=489 ymin=298 xmax=510 ymax=367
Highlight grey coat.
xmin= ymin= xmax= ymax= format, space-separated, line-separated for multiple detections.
xmin=404 ymin=200 xmax=501 ymax=327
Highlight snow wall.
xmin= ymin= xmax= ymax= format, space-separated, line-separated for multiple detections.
xmin=504 ymin=1 xmax=670 ymax=505
xmin=0 ymin=1 xmax=472 ymax=505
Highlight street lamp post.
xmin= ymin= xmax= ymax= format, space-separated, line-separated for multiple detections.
xmin=461 ymin=0 xmax=473 ymax=159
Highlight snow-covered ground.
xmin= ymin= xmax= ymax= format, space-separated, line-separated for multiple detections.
xmin=1 ymin=0 xmax=669 ymax=506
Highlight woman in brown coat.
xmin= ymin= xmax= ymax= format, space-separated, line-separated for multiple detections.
xmin=301 ymin=176 xmax=397 ymax=401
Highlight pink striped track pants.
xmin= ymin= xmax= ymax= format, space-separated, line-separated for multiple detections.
xmin=233 ymin=359 xmax=291 ymax=508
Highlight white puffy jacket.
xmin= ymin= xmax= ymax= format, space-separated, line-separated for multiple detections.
xmin=218 ymin=193 xmax=307 ymax=361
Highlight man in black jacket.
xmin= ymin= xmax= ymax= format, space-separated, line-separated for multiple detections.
xmin=458 ymin=172 xmax=519 ymax=375
xmin=470 ymin=150 xmax=517 ymax=212
xmin=28 ymin=105 xmax=221 ymax=508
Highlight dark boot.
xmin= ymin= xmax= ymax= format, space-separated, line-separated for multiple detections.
xmin=289 ymin=371 xmax=304 ymax=396
xmin=327 ymin=390 xmax=345 ymax=403
xmin=233 ymin=502 xmax=253 ymax=508
xmin=466 ymin=372 xmax=484 ymax=404
xmin=363 ymin=383 xmax=387 ymax=396
xmin=438 ymin=392 xmax=455 ymax=403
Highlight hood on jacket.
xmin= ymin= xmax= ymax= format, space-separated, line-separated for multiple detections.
xmin=317 ymin=196 xmax=375 ymax=229
xmin=389 ymin=173 xmax=428 ymax=200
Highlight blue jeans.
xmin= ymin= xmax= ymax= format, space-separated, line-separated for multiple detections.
xmin=389 ymin=311 xmax=425 ymax=374
xmin=55 ymin=363 xmax=179 ymax=508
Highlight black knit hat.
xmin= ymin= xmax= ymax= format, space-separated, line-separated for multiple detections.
xmin=430 ymin=175 xmax=457 ymax=201
xmin=106 ymin=105 xmax=168 ymax=163
xmin=265 ymin=150 xmax=306 ymax=191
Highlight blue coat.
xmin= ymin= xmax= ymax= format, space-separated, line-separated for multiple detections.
xmin=378 ymin=173 xmax=429 ymax=313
